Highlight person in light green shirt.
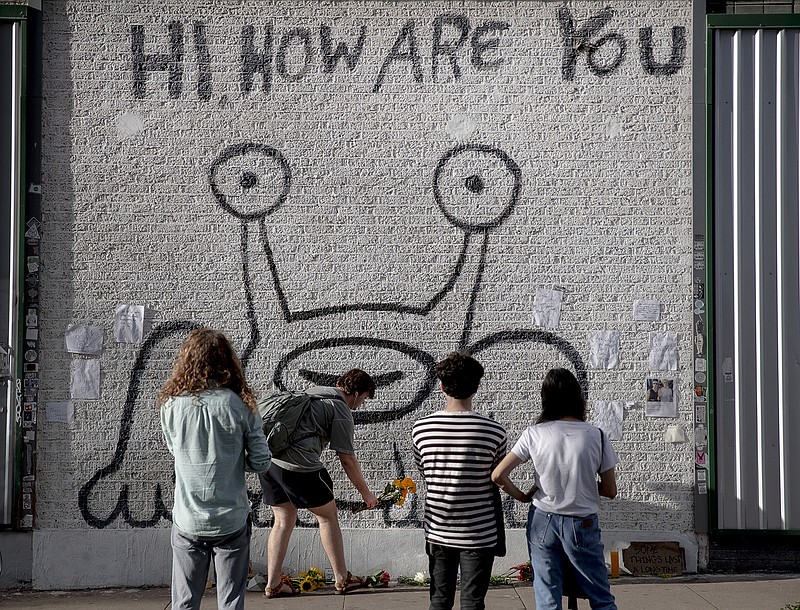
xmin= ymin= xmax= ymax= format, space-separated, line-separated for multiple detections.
xmin=159 ymin=328 xmax=271 ymax=610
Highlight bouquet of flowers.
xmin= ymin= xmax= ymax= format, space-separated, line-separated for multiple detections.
xmin=352 ymin=477 xmax=417 ymax=513
xmin=292 ymin=567 xmax=329 ymax=592
xmin=491 ymin=561 xmax=533 ymax=585
xmin=364 ymin=570 xmax=391 ymax=588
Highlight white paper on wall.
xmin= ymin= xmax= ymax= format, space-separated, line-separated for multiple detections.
xmin=592 ymin=401 xmax=623 ymax=441
xmin=113 ymin=304 xmax=144 ymax=344
xmin=533 ymin=288 xmax=563 ymax=329
xmin=65 ymin=324 xmax=104 ymax=355
xmin=46 ymin=401 xmax=75 ymax=423
xmin=648 ymin=331 xmax=678 ymax=371
xmin=70 ymin=359 xmax=101 ymax=399
xmin=646 ymin=401 xmax=677 ymax=418
xmin=588 ymin=330 xmax=619 ymax=369
xmin=633 ymin=299 xmax=661 ymax=321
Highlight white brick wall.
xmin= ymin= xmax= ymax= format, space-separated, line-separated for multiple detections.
xmin=35 ymin=0 xmax=695 ymax=586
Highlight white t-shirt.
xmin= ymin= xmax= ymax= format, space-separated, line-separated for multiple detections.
xmin=511 ymin=420 xmax=619 ymax=517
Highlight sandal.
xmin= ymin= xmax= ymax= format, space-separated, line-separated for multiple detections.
xmin=265 ymin=576 xmax=300 ymax=598
xmin=335 ymin=571 xmax=365 ymax=595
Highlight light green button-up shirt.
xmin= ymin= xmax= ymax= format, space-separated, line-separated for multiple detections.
xmin=161 ymin=387 xmax=271 ymax=537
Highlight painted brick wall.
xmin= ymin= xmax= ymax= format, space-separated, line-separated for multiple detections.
xmin=35 ymin=0 xmax=695 ymax=584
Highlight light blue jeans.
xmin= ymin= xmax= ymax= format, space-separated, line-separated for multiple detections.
xmin=526 ymin=506 xmax=617 ymax=610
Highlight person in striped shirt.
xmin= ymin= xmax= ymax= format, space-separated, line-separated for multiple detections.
xmin=412 ymin=351 xmax=507 ymax=610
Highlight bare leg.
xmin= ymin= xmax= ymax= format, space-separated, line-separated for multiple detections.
xmin=266 ymin=503 xmax=297 ymax=590
xmin=307 ymin=500 xmax=348 ymax=585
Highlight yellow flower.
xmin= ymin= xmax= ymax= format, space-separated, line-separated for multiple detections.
xmin=300 ymin=577 xmax=317 ymax=592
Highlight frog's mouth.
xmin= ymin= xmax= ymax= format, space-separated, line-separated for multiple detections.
xmin=272 ymin=337 xmax=437 ymax=424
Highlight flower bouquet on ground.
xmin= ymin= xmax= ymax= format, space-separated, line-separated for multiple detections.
xmin=364 ymin=570 xmax=391 ymax=588
xmin=291 ymin=567 xmax=330 ymax=593
xmin=491 ymin=561 xmax=534 ymax=585
xmin=352 ymin=477 xmax=417 ymax=513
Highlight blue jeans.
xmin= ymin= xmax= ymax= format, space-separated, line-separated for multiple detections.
xmin=426 ymin=542 xmax=495 ymax=610
xmin=170 ymin=521 xmax=251 ymax=610
xmin=526 ymin=507 xmax=617 ymax=610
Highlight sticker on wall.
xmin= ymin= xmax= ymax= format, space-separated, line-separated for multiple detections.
xmin=633 ymin=299 xmax=660 ymax=321
xmin=588 ymin=330 xmax=619 ymax=369
xmin=70 ymin=359 xmax=101 ymax=400
xmin=695 ymin=448 xmax=707 ymax=466
xmin=591 ymin=401 xmax=623 ymax=440
xmin=695 ymin=404 xmax=706 ymax=423
xmin=65 ymin=324 xmax=104 ymax=355
xmin=113 ymin=304 xmax=145 ymax=344
xmin=694 ymin=386 xmax=706 ymax=400
xmin=533 ymin=288 xmax=563 ymax=329
xmin=644 ymin=377 xmax=676 ymax=417
xmin=695 ymin=424 xmax=707 ymax=449
xmin=721 ymin=357 xmax=734 ymax=382
xmin=648 ymin=331 xmax=678 ymax=371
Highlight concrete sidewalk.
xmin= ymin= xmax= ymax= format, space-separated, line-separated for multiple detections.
xmin=1 ymin=574 xmax=799 ymax=610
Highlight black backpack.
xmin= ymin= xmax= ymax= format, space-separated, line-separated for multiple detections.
xmin=256 ymin=391 xmax=316 ymax=456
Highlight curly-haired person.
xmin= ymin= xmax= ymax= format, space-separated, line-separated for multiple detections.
xmin=159 ymin=328 xmax=271 ymax=610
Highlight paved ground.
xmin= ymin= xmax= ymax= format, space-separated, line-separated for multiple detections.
xmin=1 ymin=574 xmax=799 ymax=610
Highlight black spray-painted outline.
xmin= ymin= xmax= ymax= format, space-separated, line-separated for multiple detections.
xmin=639 ymin=26 xmax=686 ymax=76
xmin=78 ymin=320 xmax=201 ymax=528
xmin=79 ymin=143 xmax=587 ymax=529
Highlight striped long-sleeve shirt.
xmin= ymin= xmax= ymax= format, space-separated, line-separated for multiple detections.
xmin=412 ymin=410 xmax=507 ymax=549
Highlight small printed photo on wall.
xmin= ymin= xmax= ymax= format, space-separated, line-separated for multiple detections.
xmin=645 ymin=377 xmax=676 ymax=418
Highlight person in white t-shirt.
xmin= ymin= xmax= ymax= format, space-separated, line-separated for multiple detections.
xmin=492 ymin=368 xmax=619 ymax=610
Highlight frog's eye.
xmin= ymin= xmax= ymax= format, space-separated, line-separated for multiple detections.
xmin=209 ymin=143 xmax=291 ymax=221
xmin=433 ymin=144 xmax=521 ymax=232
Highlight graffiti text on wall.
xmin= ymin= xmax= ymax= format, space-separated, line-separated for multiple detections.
xmin=131 ymin=8 xmax=686 ymax=99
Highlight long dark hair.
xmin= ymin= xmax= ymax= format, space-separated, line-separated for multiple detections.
xmin=536 ymin=368 xmax=586 ymax=423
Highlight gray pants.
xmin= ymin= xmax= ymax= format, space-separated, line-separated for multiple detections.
xmin=170 ymin=521 xmax=250 ymax=610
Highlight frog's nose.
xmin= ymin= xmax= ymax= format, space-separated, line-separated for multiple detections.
xmin=433 ymin=143 xmax=521 ymax=232
xmin=209 ymin=142 xmax=291 ymax=221
xmin=273 ymin=338 xmax=436 ymax=424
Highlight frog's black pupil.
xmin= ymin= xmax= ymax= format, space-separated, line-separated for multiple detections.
xmin=240 ymin=172 xmax=258 ymax=189
xmin=465 ymin=174 xmax=484 ymax=194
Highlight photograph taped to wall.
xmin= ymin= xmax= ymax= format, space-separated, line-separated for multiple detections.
xmin=645 ymin=377 xmax=676 ymax=417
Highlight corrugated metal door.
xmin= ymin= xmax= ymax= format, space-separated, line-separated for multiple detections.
xmin=713 ymin=26 xmax=800 ymax=530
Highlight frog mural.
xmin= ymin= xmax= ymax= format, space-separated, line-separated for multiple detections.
xmin=78 ymin=142 xmax=587 ymax=529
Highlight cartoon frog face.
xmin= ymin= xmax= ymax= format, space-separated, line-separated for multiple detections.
xmin=79 ymin=141 xmax=587 ymax=529
xmin=208 ymin=142 xmax=525 ymax=423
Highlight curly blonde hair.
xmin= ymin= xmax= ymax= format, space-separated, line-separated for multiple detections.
xmin=157 ymin=328 xmax=256 ymax=412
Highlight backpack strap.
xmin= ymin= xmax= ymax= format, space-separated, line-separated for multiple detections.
xmin=597 ymin=427 xmax=605 ymax=475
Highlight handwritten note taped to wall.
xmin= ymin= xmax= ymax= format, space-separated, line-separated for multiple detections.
xmin=70 ymin=359 xmax=101 ymax=399
xmin=589 ymin=330 xmax=619 ymax=369
xmin=114 ymin=304 xmax=144 ymax=344
xmin=648 ymin=331 xmax=678 ymax=371
xmin=46 ymin=401 xmax=75 ymax=424
xmin=65 ymin=324 xmax=104 ymax=355
xmin=592 ymin=401 xmax=623 ymax=440
xmin=633 ymin=299 xmax=661 ymax=321
xmin=533 ymin=288 xmax=563 ymax=329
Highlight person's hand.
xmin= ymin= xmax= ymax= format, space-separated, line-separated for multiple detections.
xmin=523 ymin=485 xmax=538 ymax=503
xmin=361 ymin=490 xmax=379 ymax=509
